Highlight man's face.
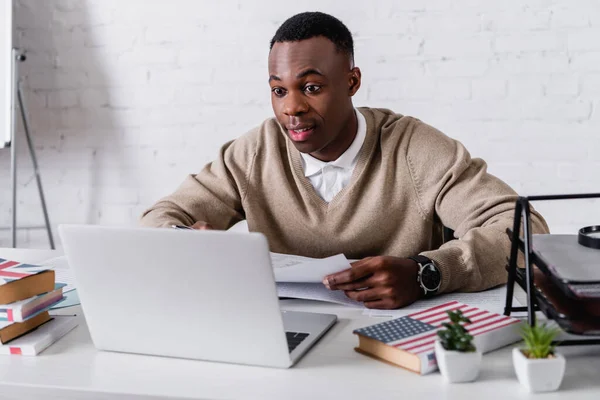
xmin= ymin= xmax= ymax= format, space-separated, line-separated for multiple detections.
xmin=268 ymin=37 xmax=361 ymax=161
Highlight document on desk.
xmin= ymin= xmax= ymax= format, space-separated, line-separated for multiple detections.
xmin=362 ymin=285 xmax=522 ymax=317
xmin=270 ymin=255 xmax=520 ymax=313
xmin=277 ymin=282 xmax=363 ymax=307
xmin=35 ymin=255 xmax=76 ymax=293
xmin=277 ymin=284 xmax=522 ymax=313
xmin=271 ymin=252 xmax=360 ymax=305
xmin=271 ymin=252 xmax=350 ymax=282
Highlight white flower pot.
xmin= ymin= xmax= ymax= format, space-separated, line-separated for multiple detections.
xmin=434 ymin=340 xmax=482 ymax=383
xmin=512 ymin=348 xmax=566 ymax=393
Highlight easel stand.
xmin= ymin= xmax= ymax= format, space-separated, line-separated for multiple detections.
xmin=503 ymin=193 xmax=600 ymax=346
xmin=7 ymin=48 xmax=54 ymax=249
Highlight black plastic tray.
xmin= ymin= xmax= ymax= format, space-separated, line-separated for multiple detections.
xmin=507 ymin=229 xmax=600 ymax=300
xmin=512 ymin=265 xmax=600 ymax=336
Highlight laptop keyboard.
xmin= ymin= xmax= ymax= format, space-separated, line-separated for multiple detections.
xmin=286 ymin=331 xmax=309 ymax=352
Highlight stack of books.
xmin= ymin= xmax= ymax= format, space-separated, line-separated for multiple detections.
xmin=0 ymin=258 xmax=77 ymax=355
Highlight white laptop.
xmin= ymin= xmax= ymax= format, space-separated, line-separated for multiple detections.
xmin=58 ymin=225 xmax=337 ymax=368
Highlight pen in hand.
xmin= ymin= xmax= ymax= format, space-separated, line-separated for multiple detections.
xmin=172 ymin=221 xmax=215 ymax=230
xmin=171 ymin=225 xmax=194 ymax=230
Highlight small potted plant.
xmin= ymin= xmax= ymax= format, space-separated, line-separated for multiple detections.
xmin=513 ymin=322 xmax=565 ymax=392
xmin=435 ymin=309 xmax=482 ymax=383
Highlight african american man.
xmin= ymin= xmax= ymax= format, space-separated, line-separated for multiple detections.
xmin=140 ymin=12 xmax=549 ymax=309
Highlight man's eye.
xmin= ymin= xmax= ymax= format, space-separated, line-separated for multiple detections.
xmin=304 ymin=85 xmax=321 ymax=94
xmin=272 ymin=88 xmax=286 ymax=97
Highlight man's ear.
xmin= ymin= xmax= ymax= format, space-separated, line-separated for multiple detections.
xmin=348 ymin=67 xmax=362 ymax=96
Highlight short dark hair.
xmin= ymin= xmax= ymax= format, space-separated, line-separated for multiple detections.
xmin=270 ymin=12 xmax=354 ymax=62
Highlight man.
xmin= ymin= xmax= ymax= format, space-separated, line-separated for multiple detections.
xmin=140 ymin=12 xmax=548 ymax=309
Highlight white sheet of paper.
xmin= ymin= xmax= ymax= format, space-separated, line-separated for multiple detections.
xmin=271 ymin=253 xmax=351 ymax=283
xmin=362 ymin=285 xmax=522 ymax=317
xmin=276 ymin=283 xmax=521 ymax=316
xmin=277 ymin=282 xmax=363 ymax=307
xmin=36 ymin=255 xmax=77 ymax=293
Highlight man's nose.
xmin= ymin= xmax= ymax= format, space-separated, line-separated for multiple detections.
xmin=283 ymin=91 xmax=309 ymax=116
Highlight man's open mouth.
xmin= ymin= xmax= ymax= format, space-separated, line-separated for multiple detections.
xmin=288 ymin=126 xmax=315 ymax=142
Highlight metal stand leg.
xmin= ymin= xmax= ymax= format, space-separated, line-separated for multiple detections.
xmin=504 ymin=199 xmax=523 ymax=316
xmin=9 ymin=48 xmax=54 ymax=249
xmin=17 ymin=84 xmax=54 ymax=249
xmin=10 ymin=49 xmax=19 ymax=248
xmin=522 ymin=201 xmax=536 ymax=326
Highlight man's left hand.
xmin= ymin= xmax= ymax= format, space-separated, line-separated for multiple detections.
xmin=323 ymin=256 xmax=423 ymax=309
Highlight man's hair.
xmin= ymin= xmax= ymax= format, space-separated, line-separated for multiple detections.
xmin=269 ymin=12 xmax=354 ymax=62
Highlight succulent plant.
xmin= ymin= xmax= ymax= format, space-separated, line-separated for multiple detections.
xmin=437 ymin=309 xmax=476 ymax=352
xmin=520 ymin=322 xmax=561 ymax=359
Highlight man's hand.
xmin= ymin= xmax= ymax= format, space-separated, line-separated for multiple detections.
xmin=191 ymin=221 xmax=214 ymax=230
xmin=322 ymin=256 xmax=423 ymax=309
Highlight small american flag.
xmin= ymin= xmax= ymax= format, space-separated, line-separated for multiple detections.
xmin=355 ymin=301 xmax=520 ymax=356
xmin=0 ymin=258 xmax=47 ymax=286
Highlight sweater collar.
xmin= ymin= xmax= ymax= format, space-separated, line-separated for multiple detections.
xmin=287 ymin=107 xmax=379 ymax=209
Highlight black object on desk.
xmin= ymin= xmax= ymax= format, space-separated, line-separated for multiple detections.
xmin=504 ymin=193 xmax=600 ymax=347
xmin=579 ymin=225 xmax=600 ymax=249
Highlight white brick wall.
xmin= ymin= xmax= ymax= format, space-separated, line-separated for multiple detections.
xmin=1 ymin=0 xmax=599 ymax=249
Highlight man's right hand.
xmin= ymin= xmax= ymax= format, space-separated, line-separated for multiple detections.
xmin=191 ymin=221 xmax=214 ymax=230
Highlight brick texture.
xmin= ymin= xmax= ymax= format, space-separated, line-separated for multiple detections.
xmin=1 ymin=0 xmax=599 ymax=248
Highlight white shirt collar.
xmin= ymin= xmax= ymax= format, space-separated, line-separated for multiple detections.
xmin=301 ymin=109 xmax=367 ymax=177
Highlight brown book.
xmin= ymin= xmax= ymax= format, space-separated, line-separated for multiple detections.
xmin=353 ymin=301 xmax=522 ymax=375
xmin=0 ymin=259 xmax=55 ymax=304
xmin=0 ymin=311 xmax=51 ymax=344
xmin=355 ymin=335 xmax=425 ymax=373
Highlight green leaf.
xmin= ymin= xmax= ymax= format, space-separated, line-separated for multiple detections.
xmin=437 ymin=309 xmax=477 ymax=352
xmin=519 ymin=323 xmax=561 ymax=359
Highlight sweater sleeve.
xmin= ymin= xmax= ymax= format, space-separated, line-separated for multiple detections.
xmin=405 ymin=120 xmax=550 ymax=293
xmin=139 ymin=130 xmax=258 ymax=230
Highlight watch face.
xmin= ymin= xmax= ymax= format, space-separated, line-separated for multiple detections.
xmin=421 ymin=263 xmax=441 ymax=291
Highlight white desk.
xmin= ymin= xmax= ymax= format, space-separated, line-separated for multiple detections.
xmin=1 ymin=248 xmax=599 ymax=400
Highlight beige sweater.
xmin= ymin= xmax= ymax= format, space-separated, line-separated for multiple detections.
xmin=140 ymin=107 xmax=549 ymax=293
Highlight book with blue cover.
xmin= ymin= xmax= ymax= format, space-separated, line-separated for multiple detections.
xmin=353 ymin=301 xmax=522 ymax=374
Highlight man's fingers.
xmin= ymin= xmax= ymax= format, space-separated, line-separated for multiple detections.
xmin=349 ymin=257 xmax=372 ymax=269
xmin=323 ymin=262 xmax=373 ymax=289
xmin=191 ymin=221 xmax=214 ymax=230
xmin=344 ymin=288 xmax=381 ymax=303
xmin=333 ymin=275 xmax=377 ymax=291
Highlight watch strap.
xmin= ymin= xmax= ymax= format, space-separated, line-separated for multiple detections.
xmin=409 ymin=255 xmax=432 ymax=266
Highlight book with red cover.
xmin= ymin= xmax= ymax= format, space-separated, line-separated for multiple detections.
xmin=354 ymin=301 xmax=522 ymax=374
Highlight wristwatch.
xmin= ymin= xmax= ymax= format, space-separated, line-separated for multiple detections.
xmin=409 ymin=255 xmax=441 ymax=297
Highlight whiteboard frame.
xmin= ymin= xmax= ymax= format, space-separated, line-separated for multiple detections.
xmin=1 ymin=0 xmax=13 ymax=149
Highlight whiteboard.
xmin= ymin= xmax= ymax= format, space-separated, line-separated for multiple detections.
xmin=0 ymin=0 xmax=13 ymax=149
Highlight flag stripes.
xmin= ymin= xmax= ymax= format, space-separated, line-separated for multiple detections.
xmin=354 ymin=301 xmax=521 ymax=357
xmin=393 ymin=305 xmax=517 ymax=354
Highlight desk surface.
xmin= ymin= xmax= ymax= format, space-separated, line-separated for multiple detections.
xmin=0 ymin=248 xmax=599 ymax=400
